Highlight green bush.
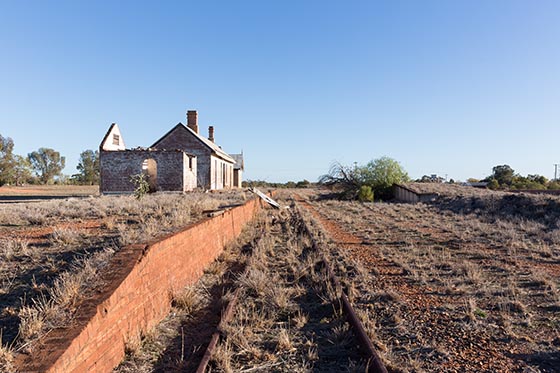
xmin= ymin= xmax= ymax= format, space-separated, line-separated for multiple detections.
xmin=358 ymin=185 xmax=374 ymax=202
xmin=487 ymin=179 xmax=499 ymax=190
xmin=319 ymin=156 xmax=409 ymax=201
xmin=130 ymin=173 xmax=150 ymax=199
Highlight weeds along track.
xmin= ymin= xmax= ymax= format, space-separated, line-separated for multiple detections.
xmin=116 ymin=198 xmax=381 ymax=372
xmin=204 ymin=201 xmax=385 ymax=372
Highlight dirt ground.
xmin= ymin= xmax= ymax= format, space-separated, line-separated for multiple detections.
xmin=297 ymin=186 xmax=559 ymax=372
xmin=0 ymin=185 xmax=99 ymax=196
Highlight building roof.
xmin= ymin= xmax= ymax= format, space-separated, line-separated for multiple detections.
xmin=151 ymin=123 xmax=235 ymax=163
xmin=231 ymin=153 xmax=244 ymax=170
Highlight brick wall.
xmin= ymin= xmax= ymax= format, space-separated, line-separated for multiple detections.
xmin=152 ymin=125 xmax=213 ymax=189
xmin=16 ymin=197 xmax=263 ymax=373
xmin=100 ymin=150 xmax=196 ymax=193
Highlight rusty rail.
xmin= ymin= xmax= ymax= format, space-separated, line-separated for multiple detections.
xmin=194 ymin=226 xmax=267 ymax=372
xmin=295 ymin=202 xmax=388 ymax=373
xmin=195 ymin=287 xmax=241 ymax=373
xmin=195 ymin=204 xmax=387 ymax=373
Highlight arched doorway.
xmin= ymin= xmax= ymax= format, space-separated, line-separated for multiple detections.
xmin=142 ymin=158 xmax=158 ymax=192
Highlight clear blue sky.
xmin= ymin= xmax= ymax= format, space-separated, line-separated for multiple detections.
xmin=1 ymin=1 xmax=559 ymax=182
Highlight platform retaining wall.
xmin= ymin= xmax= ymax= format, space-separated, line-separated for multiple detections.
xmin=17 ymin=197 xmax=263 ymax=373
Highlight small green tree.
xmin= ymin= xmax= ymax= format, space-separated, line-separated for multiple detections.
xmin=490 ymin=165 xmax=515 ymax=187
xmin=130 ymin=173 xmax=150 ymax=199
xmin=319 ymin=156 xmax=409 ymax=200
xmin=357 ymin=156 xmax=410 ymax=200
xmin=487 ymin=179 xmax=499 ymax=190
xmin=358 ymin=185 xmax=374 ymax=202
xmin=28 ymin=148 xmax=65 ymax=184
xmin=0 ymin=134 xmax=15 ymax=186
xmin=12 ymin=155 xmax=33 ymax=186
xmin=547 ymin=181 xmax=560 ymax=190
xmin=74 ymin=149 xmax=100 ymax=185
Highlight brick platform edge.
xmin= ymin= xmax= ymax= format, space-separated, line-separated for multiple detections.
xmin=16 ymin=197 xmax=264 ymax=373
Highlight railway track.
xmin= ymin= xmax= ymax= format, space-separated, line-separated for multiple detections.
xmin=194 ymin=200 xmax=387 ymax=372
xmin=116 ymin=195 xmax=387 ymax=372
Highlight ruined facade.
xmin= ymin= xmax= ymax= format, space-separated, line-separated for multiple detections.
xmin=99 ymin=110 xmax=242 ymax=194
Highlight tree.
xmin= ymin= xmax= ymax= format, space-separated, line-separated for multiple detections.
xmin=490 ymin=165 xmax=515 ymax=187
xmin=527 ymin=174 xmax=547 ymax=185
xmin=319 ymin=161 xmax=361 ymax=199
xmin=319 ymin=156 xmax=409 ymax=200
xmin=12 ymin=155 xmax=33 ymax=186
xmin=28 ymin=148 xmax=66 ymax=184
xmin=74 ymin=150 xmax=99 ymax=185
xmin=0 ymin=134 xmax=15 ymax=186
xmin=357 ymin=157 xmax=410 ymax=200
xmin=296 ymin=179 xmax=310 ymax=188
xmin=487 ymin=179 xmax=499 ymax=190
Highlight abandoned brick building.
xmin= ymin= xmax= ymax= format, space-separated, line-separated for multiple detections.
xmin=99 ymin=110 xmax=244 ymax=194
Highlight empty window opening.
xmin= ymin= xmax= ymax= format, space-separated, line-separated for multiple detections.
xmin=112 ymin=134 xmax=120 ymax=145
xmin=142 ymin=158 xmax=158 ymax=193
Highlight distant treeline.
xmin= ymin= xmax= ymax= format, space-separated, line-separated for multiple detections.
xmin=0 ymin=134 xmax=99 ymax=186
xmin=416 ymin=164 xmax=560 ymax=191
xmin=242 ymin=179 xmax=313 ymax=189
xmin=482 ymin=165 xmax=560 ymax=190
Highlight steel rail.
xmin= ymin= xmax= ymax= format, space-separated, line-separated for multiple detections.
xmin=295 ymin=202 xmax=388 ymax=373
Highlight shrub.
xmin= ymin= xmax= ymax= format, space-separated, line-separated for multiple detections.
xmin=130 ymin=174 xmax=150 ymax=199
xmin=358 ymin=185 xmax=374 ymax=202
xmin=319 ymin=156 xmax=409 ymax=200
xmin=487 ymin=179 xmax=499 ymax=190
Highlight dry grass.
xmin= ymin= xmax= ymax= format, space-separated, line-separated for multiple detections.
xmin=0 ymin=190 xmax=248 ymax=361
xmin=114 ymin=211 xmax=266 ymax=373
xmin=210 ymin=205 xmax=367 ymax=371
xmin=0 ymin=330 xmax=15 ymax=373
xmin=304 ymin=187 xmax=560 ymax=372
xmin=17 ymin=248 xmax=115 ymax=350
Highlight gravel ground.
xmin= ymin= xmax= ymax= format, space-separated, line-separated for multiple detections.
xmin=296 ymin=187 xmax=559 ymax=372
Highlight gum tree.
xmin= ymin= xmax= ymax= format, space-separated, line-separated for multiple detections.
xmin=28 ymin=148 xmax=66 ymax=184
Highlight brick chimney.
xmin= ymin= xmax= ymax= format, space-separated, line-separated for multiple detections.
xmin=187 ymin=110 xmax=198 ymax=134
xmin=208 ymin=126 xmax=214 ymax=142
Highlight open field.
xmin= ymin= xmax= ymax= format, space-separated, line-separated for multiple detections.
xmin=2 ymin=184 xmax=558 ymax=372
xmin=0 ymin=185 xmax=99 ymax=199
xmin=0 ymin=190 xmax=247 ymax=370
xmin=298 ymin=185 xmax=560 ymax=372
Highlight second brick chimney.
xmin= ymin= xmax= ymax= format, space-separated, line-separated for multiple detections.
xmin=187 ymin=110 xmax=198 ymax=134
xmin=208 ymin=126 xmax=214 ymax=143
